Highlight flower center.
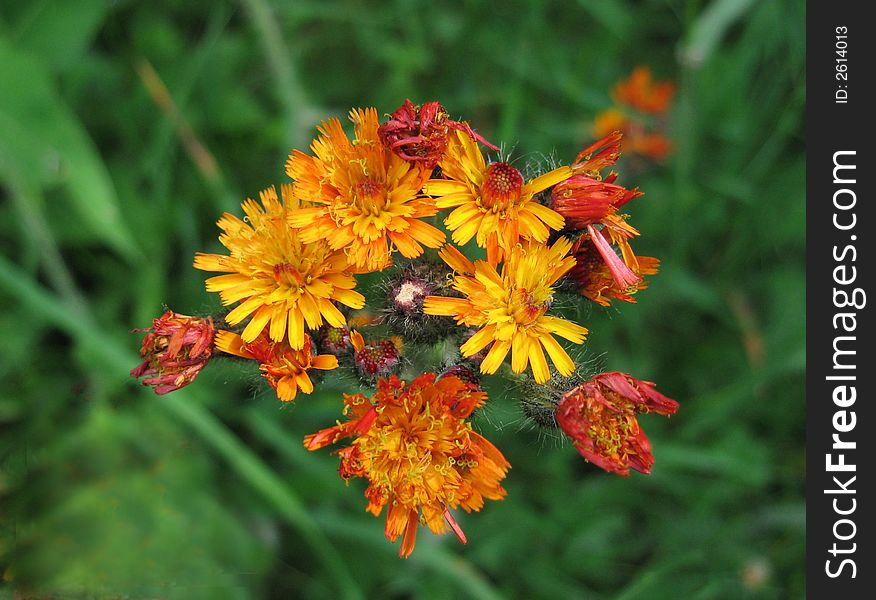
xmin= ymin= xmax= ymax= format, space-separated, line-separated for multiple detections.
xmin=586 ymin=399 xmax=636 ymax=457
xmin=481 ymin=162 xmax=524 ymax=211
xmin=510 ymin=287 xmax=549 ymax=326
xmin=355 ymin=178 xmax=386 ymax=215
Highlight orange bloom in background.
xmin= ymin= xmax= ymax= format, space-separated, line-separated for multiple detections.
xmin=305 ymin=373 xmax=509 ymax=558
xmin=556 ymin=371 xmax=678 ymax=476
xmin=593 ymin=66 xmax=675 ymax=162
xmin=612 ymin=66 xmax=676 ymax=114
xmin=423 ymin=239 xmax=588 ymax=384
xmin=423 ymin=130 xmax=571 ymax=263
xmin=131 ymin=310 xmax=215 ymax=395
xmin=193 ymin=185 xmax=364 ymax=350
xmin=215 ymin=330 xmax=338 ymax=401
xmin=286 ymin=107 xmax=445 ymax=272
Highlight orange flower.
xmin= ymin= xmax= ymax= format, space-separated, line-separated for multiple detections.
xmin=285 ymin=107 xmax=445 ymax=272
xmin=593 ymin=65 xmax=675 ymax=162
xmin=305 ymin=373 xmax=509 ymax=557
xmin=612 ymin=66 xmax=675 ymax=114
xmin=423 ymin=239 xmax=588 ymax=384
xmin=423 ymin=130 xmax=572 ymax=263
xmin=131 ymin=310 xmax=215 ymax=395
xmin=556 ymin=371 xmax=678 ymax=475
xmin=194 ymin=185 xmax=364 ymax=349
xmin=215 ymin=330 xmax=338 ymax=401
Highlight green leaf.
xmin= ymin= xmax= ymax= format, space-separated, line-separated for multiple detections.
xmin=0 ymin=39 xmax=141 ymax=261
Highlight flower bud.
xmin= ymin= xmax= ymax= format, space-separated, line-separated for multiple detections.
xmin=350 ymin=330 xmax=403 ymax=381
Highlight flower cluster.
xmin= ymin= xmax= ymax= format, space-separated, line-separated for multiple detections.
xmin=131 ymin=98 xmax=679 ymax=557
xmin=594 ymin=66 xmax=676 ymax=162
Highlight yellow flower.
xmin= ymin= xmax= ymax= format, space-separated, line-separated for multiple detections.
xmin=422 ymin=130 xmax=573 ymax=263
xmin=193 ymin=185 xmax=364 ymax=349
xmin=423 ymin=239 xmax=588 ymax=384
xmin=215 ymin=330 xmax=338 ymax=401
xmin=285 ymin=107 xmax=445 ymax=272
xmin=304 ymin=373 xmax=510 ymax=557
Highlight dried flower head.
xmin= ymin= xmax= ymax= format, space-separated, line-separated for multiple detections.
xmin=131 ymin=310 xmax=216 ymax=395
xmin=194 ymin=185 xmax=364 ymax=349
xmin=556 ymin=371 xmax=678 ymax=475
xmin=215 ymin=330 xmax=338 ymax=401
xmin=378 ymin=99 xmax=499 ymax=168
xmin=304 ymin=373 xmax=510 ymax=557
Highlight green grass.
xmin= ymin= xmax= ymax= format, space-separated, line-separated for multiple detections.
xmin=0 ymin=0 xmax=804 ymax=598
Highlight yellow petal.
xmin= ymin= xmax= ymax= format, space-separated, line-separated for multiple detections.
xmin=241 ymin=305 xmax=273 ymax=341
xmin=480 ymin=339 xmax=511 ymax=374
xmin=459 ymin=325 xmax=496 ymax=357
xmin=539 ymin=334 xmax=576 ymax=377
xmin=510 ymin=332 xmax=531 ymax=373
xmin=528 ymin=342 xmax=550 ymax=383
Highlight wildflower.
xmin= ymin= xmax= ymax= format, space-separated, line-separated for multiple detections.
xmin=555 ymin=371 xmax=678 ymax=475
xmin=423 ymin=130 xmax=572 ymax=263
xmin=215 ymin=330 xmax=338 ymax=401
xmin=551 ymin=134 xmax=655 ymax=299
xmin=612 ymin=66 xmax=675 ymax=115
xmin=194 ymin=185 xmax=364 ymax=349
xmin=377 ymin=99 xmax=498 ymax=168
xmin=350 ymin=330 xmax=403 ymax=380
xmin=591 ymin=66 xmax=676 ymax=162
xmin=131 ymin=310 xmax=215 ymax=395
xmin=304 ymin=373 xmax=510 ymax=557
xmin=423 ymin=240 xmax=588 ymax=384
xmin=286 ymin=107 xmax=446 ymax=272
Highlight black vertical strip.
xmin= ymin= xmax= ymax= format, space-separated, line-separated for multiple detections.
xmin=807 ymin=1 xmax=872 ymax=596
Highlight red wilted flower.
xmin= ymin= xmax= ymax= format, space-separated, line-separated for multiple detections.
xmin=550 ymin=174 xmax=642 ymax=231
xmin=569 ymin=237 xmax=659 ymax=306
xmin=215 ymin=330 xmax=338 ymax=401
xmin=350 ymin=330 xmax=403 ymax=380
xmin=131 ymin=310 xmax=215 ymax=395
xmin=378 ymin=99 xmax=499 ymax=168
xmin=556 ymin=372 xmax=678 ymax=475
xmin=304 ymin=373 xmax=509 ymax=557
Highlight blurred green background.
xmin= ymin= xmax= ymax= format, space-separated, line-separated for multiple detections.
xmin=0 ymin=0 xmax=804 ymax=598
